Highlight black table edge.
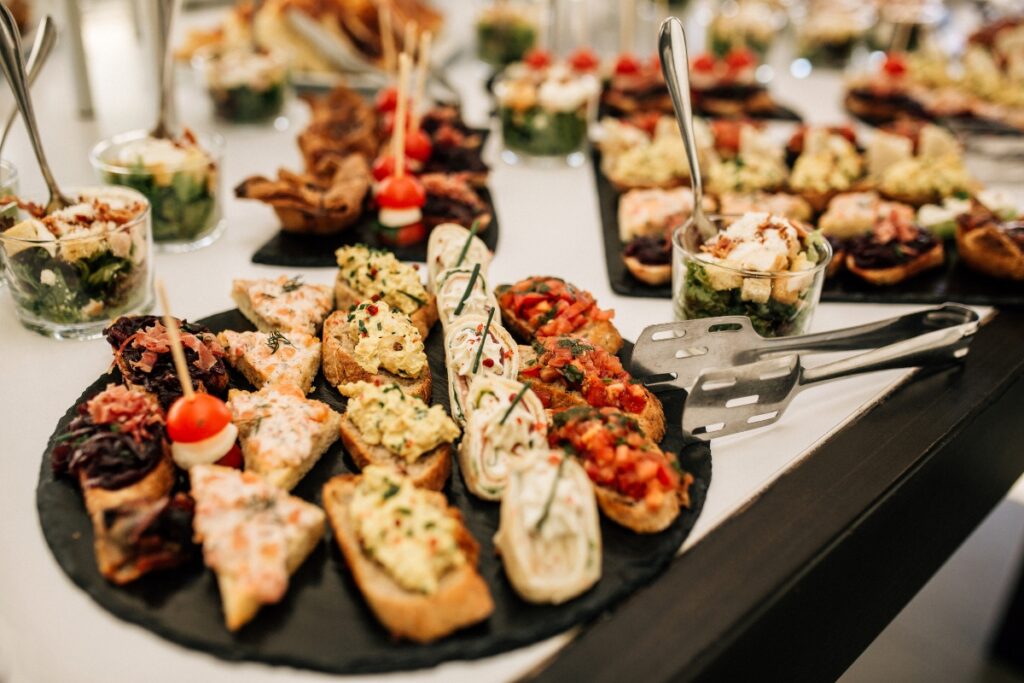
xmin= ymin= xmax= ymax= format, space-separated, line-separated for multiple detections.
xmin=529 ymin=309 xmax=1024 ymax=682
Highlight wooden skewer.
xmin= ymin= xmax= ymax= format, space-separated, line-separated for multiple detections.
xmin=412 ymin=30 xmax=432 ymax=129
xmin=393 ymin=52 xmax=411 ymax=179
xmin=404 ymin=21 xmax=417 ymax=62
xmin=619 ymin=0 xmax=634 ymax=55
xmin=379 ymin=1 xmax=396 ymax=76
xmin=155 ymin=279 xmax=194 ymax=401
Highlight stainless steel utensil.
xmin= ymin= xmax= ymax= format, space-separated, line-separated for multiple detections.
xmin=0 ymin=15 xmax=55 ymax=154
xmin=150 ymin=0 xmax=179 ymax=139
xmin=632 ymin=303 xmax=979 ymax=391
xmin=682 ymin=318 xmax=978 ymax=439
xmin=0 ymin=4 xmax=72 ymax=213
xmin=658 ymin=16 xmax=715 ymax=246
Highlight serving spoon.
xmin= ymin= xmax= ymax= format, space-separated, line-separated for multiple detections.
xmin=658 ymin=16 xmax=715 ymax=247
xmin=0 ymin=4 xmax=72 ymax=213
xmin=150 ymin=0 xmax=179 ymax=139
xmin=0 ymin=15 xmax=56 ymax=155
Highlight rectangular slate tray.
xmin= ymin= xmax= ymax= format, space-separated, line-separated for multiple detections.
xmin=593 ymin=149 xmax=1024 ymax=306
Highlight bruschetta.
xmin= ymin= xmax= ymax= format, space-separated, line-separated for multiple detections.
xmin=426 ymin=222 xmax=491 ymax=292
xmin=622 ymin=235 xmax=672 ymax=286
xmin=444 ymin=311 xmax=520 ymax=425
xmin=227 ymin=383 xmax=342 ymax=491
xmin=322 ymin=466 xmax=494 ymax=642
xmin=231 ymin=275 xmax=334 ymax=336
xmin=844 ymin=212 xmax=945 ymax=286
xmin=190 ymin=464 xmax=325 ymax=631
xmin=435 ymin=264 xmax=499 ymax=331
xmin=494 ymin=449 xmax=602 ymax=603
xmin=458 ymin=376 xmax=548 ymax=500
xmin=320 ymin=302 xmax=431 ymax=401
xmin=336 ymin=382 xmax=460 ymax=490
xmin=51 ymin=384 xmax=192 ymax=584
xmin=334 ymin=244 xmax=438 ymax=339
xmin=217 ymin=330 xmax=321 ymax=394
xmin=956 ymin=201 xmax=1024 ymax=281
xmin=496 ymin=277 xmax=623 ymax=355
xmin=519 ymin=335 xmax=666 ymax=443
xmin=548 ymin=406 xmax=692 ymax=534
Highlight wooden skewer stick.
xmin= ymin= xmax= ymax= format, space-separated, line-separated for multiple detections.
xmin=393 ymin=52 xmax=411 ymax=179
xmin=412 ymin=30 xmax=432 ymax=129
xmin=379 ymin=1 xmax=396 ymax=76
xmin=404 ymin=21 xmax=418 ymax=63
xmin=619 ymin=0 xmax=635 ymax=55
xmin=155 ymin=279 xmax=194 ymax=401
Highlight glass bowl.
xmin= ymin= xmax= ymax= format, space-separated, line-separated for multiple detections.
xmin=672 ymin=214 xmax=833 ymax=338
xmin=475 ymin=1 xmax=539 ymax=66
xmin=90 ymin=130 xmax=225 ymax=252
xmin=193 ymin=46 xmax=290 ymax=124
xmin=0 ymin=186 xmax=153 ymax=340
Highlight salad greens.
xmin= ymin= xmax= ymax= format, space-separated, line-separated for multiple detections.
xmin=477 ymin=20 xmax=536 ymax=66
xmin=211 ymin=80 xmax=286 ymax=123
xmin=105 ymin=163 xmax=217 ymax=243
xmin=500 ymin=107 xmax=588 ymax=157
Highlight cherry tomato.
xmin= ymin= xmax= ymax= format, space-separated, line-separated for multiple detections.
xmin=378 ymin=221 xmax=427 ymax=247
xmin=377 ymin=174 xmax=426 ymax=209
xmin=568 ymin=47 xmax=600 ymax=72
xmin=614 ymin=53 xmax=641 ymax=75
xmin=524 ymin=48 xmax=552 ymax=70
xmin=405 ymin=128 xmax=433 ymax=163
xmin=883 ymin=53 xmax=907 ymax=77
xmin=372 ymin=154 xmax=413 ymax=181
xmin=692 ymin=53 xmax=716 ymax=72
xmin=375 ymin=86 xmax=398 ymax=113
xmin=725 ymin=48 xmax=756 ymax=71
xmin=215 ymin=443 xmax=243 ymax=469
xmin=167 ymin=393 xmax=232 ymax=443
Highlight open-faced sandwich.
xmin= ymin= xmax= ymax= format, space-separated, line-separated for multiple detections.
xmin=104 ymin=315 xmax=229 ymax=409
xmin=420 ymin=106 xmax=490 ymax=185
xmin=420 ymin=173 xmax=493 ymax=232
xmin=435 ymin=264 xmax=499 ymax=331
xmin=717 ymin=191 xmax=813 ymax=223
xmin=617 ymin=186 xmax=715 ymax=243
xmin=334 ymin=244 xmax=438 ymax=339
xmin=844 ymin=204 xmax=944 ymax=285
xmin=217 ymin=330 xmax=321 ymax=394
xmin=322 ymin=466 xmax=494 ymax=643
xmin=520 ymin=335 xmax=665 ymax=443
xmin=190 ymin=464 xmax=325 ymax=631
xmin=51 ymin=384 xmax=193 ymax=584
xmin=231 ymin=275 xmax=334 ymax=336
xmin=458 ymin=376 xmax=548 ymax=500
xmin=496 ymin=276 xmax=622 ymax=355
xmin=623 ymin=235 xmax=673 ymax=286
xmin=336 ymin=381 xmax=460 ymax=490
xmin=956 ymin=200 xmax=1024 ymax=281
xmin=321 ymin=300 xmax=431 ymax=401
xmin=227 ymin=383 xmax=342 ymax=491
xmin=549 ymin=406 xmax=692 ymax=534
xmin=445 ymin=309 xmax=520 ymax=424
xmin=787 ymin=128 xmax=865 ymax=212
xmin=426 ymin=222 xmax=491 ymax=292
xmin=493 ymin=449 xmax=601 ymax=604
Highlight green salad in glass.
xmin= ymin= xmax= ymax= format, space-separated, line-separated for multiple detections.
xmin=198 ymin=46 xmax=289 ymax=123
xmin=90 ymin=130 xmax=224 ymax=251
xmin=673 ymin=213 xmax=832 ymax=338
xmin=476 ymin=3 xmax=538 ymax=66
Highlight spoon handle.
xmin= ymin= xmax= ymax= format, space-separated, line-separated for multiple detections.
xmin=0 ymin=5 xmax=68 ymax=209
xmin=151 ymin=0 xmax=179 ymax=139
xmin=0 ymin=15 xmax=56 ymax=153
xmin=657 ymin=17 xmax=704 ymax=207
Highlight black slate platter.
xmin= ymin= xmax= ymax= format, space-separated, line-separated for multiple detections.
xmin=36 ymin=309 xmax=711 ymax=674
xmin=251 ymin=184 xmax=500 ymax=268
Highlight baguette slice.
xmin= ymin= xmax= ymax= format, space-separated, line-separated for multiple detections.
xmin=845 ymin=241 xmax=944 ymax=285
xmin=338 ymin=415 xmax=452 ymax=490
xmin=231 ymin=276 xmax=334 ymax=335
xmin=227 ymin=384 xmax=342 ymax=491
xmin=321 ymin=310 xmax=432 ymax=402
xmin=593 ymin=484 xmax=682 ymax=534
xmin=623 ymin=255 xmax=671 ymax=285
xmin=322 ymin=473 xmax=494 ymax=642
xmin=956 ymin=221 xmax=1024 ymax=281
xmin=217 ymin=330 xmax=321 ymax=394
xmin=333 ymin=278 xmax=438 ymax=340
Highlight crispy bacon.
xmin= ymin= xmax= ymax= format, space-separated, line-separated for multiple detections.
xmin=86 ymin=384 xmax=164 ymax=444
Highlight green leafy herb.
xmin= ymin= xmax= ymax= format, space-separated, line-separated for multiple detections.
xmin=266 ymin=330 xmax=294 ymax=354
xmin=382 ymin=482 xmax=401 ymax=500
xmin=471 ymin=307 xmax=496 ymax=374
xmin=557 ymin=337 xmax=593 ymax=357
xmin=500 ymin=382 xmax=532 ymax=425
xmin=454 ymin=219 xmax=481 ymax=267
xmin=281 ymin=276 xmax=303 ymax=293
xmin=561 ymin=363 xmax=585 ymax=384
xmin=453 ymin=263 xmax=482 ymax=317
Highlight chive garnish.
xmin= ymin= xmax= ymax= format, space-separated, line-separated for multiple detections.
xmin=454 ymin=219 xmax=481 ymax=267
xmin=534 ymin=455 xmax=567 ymax=533
xmin=453 ymin=263 xmax=482 ymax=317
xmin=471 ymin=306 xmax=496 ymax=375
xmin=500 ymin=381 xmax=531 ymax=425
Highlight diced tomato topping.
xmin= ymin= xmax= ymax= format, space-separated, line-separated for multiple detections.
xmin=883 ymin=53 xmax=907 ymax=77
xmin=377 ymin=174 xmax=426 ymax=209
xmin=498 ymin=277 xmax=614 ymax=340
xmin=524 ymin=48 xmax=552 ymax=70
xmin=569 ymin=47 xmax=600 ymax=72
xmin=614 ymin=53 xmax=642 ymax=75
xmin=711 ymin=119 xmax=746 ymax=154
xmin=692 ymin=53 xmax=716 ymax=73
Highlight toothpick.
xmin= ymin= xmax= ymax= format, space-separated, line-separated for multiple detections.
xmin=412 ymin=30 xmax=432 ymax=128
xmin=379 ymin=1 xmax=396 ymax=76
xmin=155 ymin=279 xmax=195 ymax=401
xmin=393 ymin=52 xmax=411 ymax=179
xmin=404 ymin=21 xmax=417 ymax=62
xmin=619 ymin=0 xmax=634 ymax=55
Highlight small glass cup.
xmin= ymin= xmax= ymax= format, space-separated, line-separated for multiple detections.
xmin=90 ymin=130 xmax=225 ymax=252
xmin=794 ymin=2 xmax=876 ymax=69
xmin=672 ymin=215 xmax=833 ymax=338
xmin=194 ymin=46 xmax=290 ymax=124
xmin=476 ymin=1 xmax=539 ymax=66
xmin=0 ymin=186 xmax=154 ymax=340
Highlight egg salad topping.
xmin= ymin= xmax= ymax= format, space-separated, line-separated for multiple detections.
xmin=879 ymin=155 xmax=974 ymax=202
xmin=350 ymin=466 xmax=466 ymax=594
xmin=345 ymin=301 xmax=426 ymax=378
xmin=336 ymin=244 xmax=428 ymax=316
xmin=789 ymin=130 xmax=863 ymax=194
xmin=339 ymin=382 xmax=459 ymax=463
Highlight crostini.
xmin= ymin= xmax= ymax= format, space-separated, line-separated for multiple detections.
xmin=622 ymin=235 xmax=672 ymax=286
xmin=519 ymin=335 xmax=666 ymax=443
xmin=444 ymin=310 xmax=520 ymax=424
xmin=104 ymin=315 xmax=229 ymax=409
xmin=335 ymin=244 xmax=438 ymax=339
xmin=549 ymin=406 xmax=692 ymax=534
xmin=217 ymin=330 xmax=321 ymax=394
xmin=496 ymin=277 xmax=623 ymax=355
xmin=51 ymin=384 xmax=192 ymax=584
xmin=458 ymin=376 xmax=548 ymax=500
xmin=190 ymin=464 xmax=325 ymax=631
xmin=494 ymin=449 xmax=602 ymax=603
xmin=321 ymin=301 xmax=431 ymax=401
xmin=426 ymin=222 xmax=491 ymax=292
xmin=844 ymin=209 xmax=945 ymax=285
xmin=336 ymin=382 xmax=460 ymax=490
xmin=322 ymin=466 xmax=494 ymax=643
xmin=231 ymin=275 xmax=334 ymax=335
xmin=435 ymin=264 xmax=499 ymax=331
xmin=956 ymin=201 xmax=1024 ymax=281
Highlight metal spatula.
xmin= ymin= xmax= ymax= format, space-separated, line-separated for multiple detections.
xmin=682 ymin=319 xmax=979 ymax=439
xmin=631 ymin=304 xmax=979 ymax=391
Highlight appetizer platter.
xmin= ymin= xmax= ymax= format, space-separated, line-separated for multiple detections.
xmin=34 ymin=228 xmax=710 ymax=672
